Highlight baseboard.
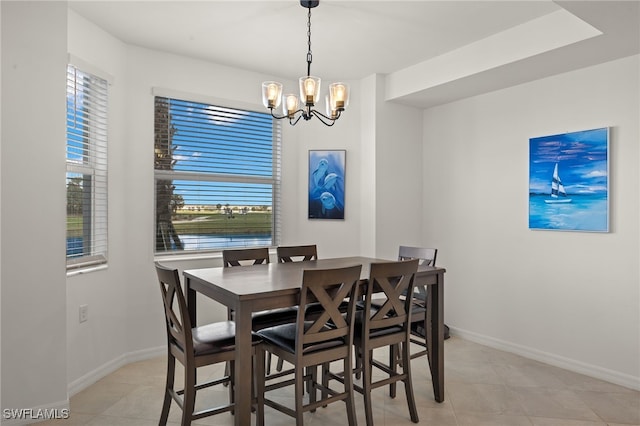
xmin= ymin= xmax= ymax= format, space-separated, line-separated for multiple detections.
xmin=450 ymin=327 xmax=640 ymax=391
xmin=67 ymin=345 xmax=165 ymax=397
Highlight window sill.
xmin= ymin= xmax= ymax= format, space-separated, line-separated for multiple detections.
xmin=67 ymin=264 xmax=108 ymax=277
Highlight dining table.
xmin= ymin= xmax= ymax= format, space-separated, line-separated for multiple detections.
xmin=184 ymin=256 xmax=446 ymax=426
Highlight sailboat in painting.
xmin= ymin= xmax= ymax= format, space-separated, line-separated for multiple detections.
xmin=544 ymin=162 xmax=572 ymax=204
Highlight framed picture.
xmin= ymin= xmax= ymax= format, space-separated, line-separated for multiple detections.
xmin=529 ymin=127 xmax=609 ymax=232
xmin=308 ymin=150 xmax=345 ymax=219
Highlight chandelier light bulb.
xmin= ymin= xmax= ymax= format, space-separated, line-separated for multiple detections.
xmin=325 ymin=94 xmax=337 ymax=119
xmin=262 ymin=81 xmax=283 ymax=109
xmin=329 ymin=82 xmax=349 ymax=110
xmin=300 ymin=76 xmax=321 ymax=106
xmin=283 ymin=94 xmax=299 ymax=117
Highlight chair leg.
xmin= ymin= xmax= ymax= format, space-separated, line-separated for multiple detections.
xmin=402 ymin=342 xmax=419 ymax=423
xmin=223 ymin=361 xmax=230 ymax=387
xmin=294 ymin=364 xmax=305 ymax=426
xmin=308 ymin=366 xmax=317 ymax=411
xmin=228 ymin=360 xmax=235 ymax=408
xmin=159 ymin=353 xmax=175 ymax=426
xmin=389 ymin=344 xmax=398 ymax=398
xmin=362 ymin=348 xmax=374 ymax=426
xmin=276 ymin=356 xmax=285 ymax=372
xmin=254 ymin=348 xmax=265 ymax=426
xmin=321 ymin=362 xmax=330 ymax=407
xmin=343 ymin=356 xmax=357 ymax=426
xmin=182 ymin=362 xmax=197 ymax=426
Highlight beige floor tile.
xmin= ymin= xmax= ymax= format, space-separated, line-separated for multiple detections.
xmin=37 ymin=412 xmax=95 ymax=426
xmin=511 ymin=387 xmax=601 ymax=422
xmin=57 ymin=336 xmax=640 ymax=426
xmin=69 ymin=380 xmax=139 ymax=415
xmin=446 ymin=359 xmax=503 ymax=385
xmin=574 ymin=389 xmax=640 ymax=425
xmin=447 ymin=382 xmax=526 ymax=415
xmin=493 ymin=361 xmax=569 ymax=389
xmin=455 ymin=412 xmax=534 ymax=426
xmin=529 ymin=417 xmax=607 ymax=426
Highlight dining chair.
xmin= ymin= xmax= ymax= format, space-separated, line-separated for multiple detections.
xmin=398 ymin=246 xmax=443 ymax=352
xmin=155 ymin=262 xmax=264 ymax=426
xmin=222 ymin=247 xmax=297 ymax=375
xmin=222 ymin=247 xmax=271 ymax=267
xmin=390 ymin=245 xmax=441 ymax=396
xmin=277 ymin=244 xmax=318 ymax=263
xmin=272 ymin=244 xmax=319 ymax=372
xmin=329 ymin=258 xmax=420 ymax=425
xmin=256 ymin=264 xmax=362 ymax=426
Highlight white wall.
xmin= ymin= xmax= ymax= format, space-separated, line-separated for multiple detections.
xmin=373 ymin=75 xmax=424 ymax=260
xmin=1 ymin=0 xmax=68 ymax=416
xmin=64 ymin=9 xmax=378 ymax=391
xmin=5 ymin=6 xmax=636 ymax=418
xmin=65 ymin=9 xmax=132 ymax=396
xmin=422 ymin=55 xmax=640 ymax=389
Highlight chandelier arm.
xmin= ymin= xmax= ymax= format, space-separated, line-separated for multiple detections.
xmin=268 ymin=107 xmax=304 ymax=121
xmin=309 ymin=109 xmax=337 ymax=127
xmin=268 ymin=108 xmax=289 ymax=120
xmin=289 ymin=114 xmax=304 ymax=126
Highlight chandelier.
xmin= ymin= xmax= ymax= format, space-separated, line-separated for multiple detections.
xmin=261 ymin=0 xmax=349 ymax=127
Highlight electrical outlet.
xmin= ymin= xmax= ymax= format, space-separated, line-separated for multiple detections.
xmin=79 ymin=304 xmax=88 ymax=323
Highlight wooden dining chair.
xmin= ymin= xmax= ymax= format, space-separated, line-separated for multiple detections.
xmin=222 ymin=247 xmax=271 ymax=267
xmin=398 ymin=246 xmax=441 ymax=354
xmin=328 ymin=258 xmax=420 ymax=426
xmin=256 ymin=264 xmax=362 ymax=426
xmin=277 ymin=244 xmax=318 ymax=263
xmin=155 ymin=262 xmax=264 ymax=426
xmin=222 ymin=247 xmax=297 ymax=375
xmin=388 ymin=245 xmax=441 ymax=396
xmin=272 ymin=244 xmax=319 ymax=372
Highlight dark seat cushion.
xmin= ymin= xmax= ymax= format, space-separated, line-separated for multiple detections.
xmin=352 ymin=309 xmax=403 ymax=339
xmin=250 ymin=307 xmax=299 ymax=330
xmin=257 ymin=321 xmax=346 ymax=354
xmin=191 ymin=321 xmax=260 ymax=356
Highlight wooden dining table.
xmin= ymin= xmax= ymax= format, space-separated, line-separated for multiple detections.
xmin=184 ymin=256 xmax=446 ymax=425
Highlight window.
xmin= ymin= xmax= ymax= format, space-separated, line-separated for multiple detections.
xmin=66 ymin=65 xmax=108 ymax=270
xmin=154 ymin=96 xmax=281 ymax=254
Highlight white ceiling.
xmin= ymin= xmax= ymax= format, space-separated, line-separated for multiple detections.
xmin=69 ymin=0 xmax=639 ymax=108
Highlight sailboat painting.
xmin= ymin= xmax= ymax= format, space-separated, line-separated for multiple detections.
xmin=544 ymin=162 xmax=572 ymax=204
xmin=529 ymin=127 xmax=609 ymax=232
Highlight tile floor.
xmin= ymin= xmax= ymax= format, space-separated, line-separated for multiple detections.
xmin=40 ymin=337 xmax=639 ymax=425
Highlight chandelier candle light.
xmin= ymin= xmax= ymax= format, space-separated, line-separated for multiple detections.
xmin=261 ymin=0 xmax=349 ymax=126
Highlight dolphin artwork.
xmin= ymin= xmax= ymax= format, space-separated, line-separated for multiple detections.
xmin=311 ymin=158 xmax=329 ymax=188
xmin=319 ymin=192 xmax=342 ymax=216
xmin=308 ymin=151 xmax=346 ymax=219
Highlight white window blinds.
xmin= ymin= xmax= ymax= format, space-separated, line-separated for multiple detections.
xmin=154 ymin=96 xmax=281 ymax=253
xmin=66 ymin=64 xmax=108 ymax=269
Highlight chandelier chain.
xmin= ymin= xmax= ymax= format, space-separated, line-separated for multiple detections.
xmin=306 ymin=6 xmax=312 ymax=77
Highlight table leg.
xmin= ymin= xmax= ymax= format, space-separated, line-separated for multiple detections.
xmin=234 ymin=303 xmax=253 ymax=425
xmin=185 ymin=276 xmax=197 ymax=327
xmin=428 ymin=272 xmax=445 ymax=402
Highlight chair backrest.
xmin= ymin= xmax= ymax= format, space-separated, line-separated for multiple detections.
xmin=297 ymin=265 xmax=362 ymax=354
xmin=155 ymin=262 xmax=193 ymax=354
xmin=363 ymin=259 xmax=420 ymax=334
xmin=398 ymin=245 xmax=437 ymax=267
xmin=277 ymin=244 xmax=318 ymax=263
xmin=222 ymin=247 xmax=270 ymax=267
